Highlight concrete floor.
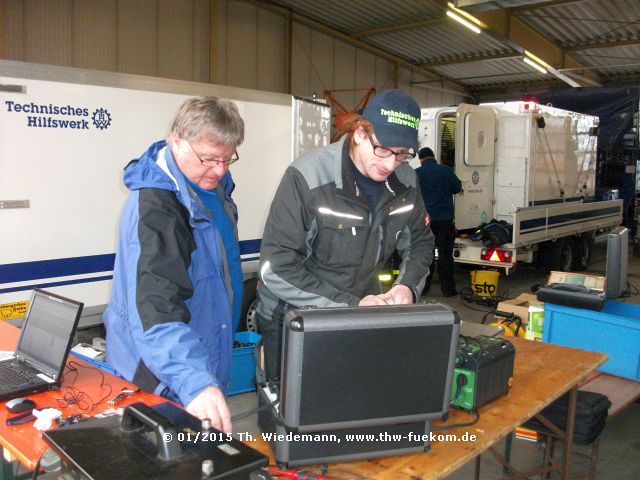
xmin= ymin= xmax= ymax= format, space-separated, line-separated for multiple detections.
xmin=227 ymin=239 xmax=640 ymax=479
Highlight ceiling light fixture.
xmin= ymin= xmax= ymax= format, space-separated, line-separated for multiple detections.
xmin=523 ymin=51 xmax=550 ymax=69
xmin=445 ymin=4 xmax=482 ymax=34
xmin=522 ymin=56 xmax=547 ymax=74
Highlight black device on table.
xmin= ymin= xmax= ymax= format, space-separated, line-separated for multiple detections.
xmin=5 ymin=397 xmax=36 ymax=414
xmin=42 ymin=402 xmax=268 ymax=479
xmin=258 ymin=303 xmax=460 ymax=468
xmin=4 ymin=397 xmax=37 ymax=426
xmin=450 ymin=335 xmax=515 ymax=411
xmin=536 ymin=283 xmax=605 ymax=311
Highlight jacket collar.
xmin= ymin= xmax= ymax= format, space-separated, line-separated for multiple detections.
xmin=125 ymin=140 xmax=216 ymax=224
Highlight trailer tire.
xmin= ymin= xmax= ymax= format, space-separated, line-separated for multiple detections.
xmin=558 ymin=238 xmax=574 ymax=272
xmin=572 ymin=235 xmax=593 ymax=271
xmin=543 ymin=238 xmax=574 ymax=272
xmin=237 ymin=277 xmax=258 ymax=332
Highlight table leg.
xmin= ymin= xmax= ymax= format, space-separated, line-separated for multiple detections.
xmin=1 ymin=446 xmax=11 ymax=480
xmin=503 ymin=432 xmax=513 ymax=477
xmin=0 ymin=447 xmax=32 ymax=480
xmin=562 ymin=387 xmax=578 ymax=479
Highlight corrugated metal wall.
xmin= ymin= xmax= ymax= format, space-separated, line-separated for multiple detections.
xmin=1 ymin=0 xmax=463 ymax=106
xmin=3 ymin=0 xmax=211 ymax=81
xmin=214 ymin=1 xmax=462 ymax=107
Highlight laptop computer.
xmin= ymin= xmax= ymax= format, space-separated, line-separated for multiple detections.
xmin=0 ymin=289 xmax=83 ymax=401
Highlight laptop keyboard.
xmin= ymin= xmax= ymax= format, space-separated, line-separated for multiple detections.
xmin=0 ymin=360 xmax=42 ymax=388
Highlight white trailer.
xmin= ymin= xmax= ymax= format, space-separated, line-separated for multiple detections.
xmin=0 ymin=60 xmax=330 ymax=326
xmin=418 ymin=101 xmax=623 ymax=273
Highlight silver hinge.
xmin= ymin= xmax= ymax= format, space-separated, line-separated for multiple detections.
xmin=0 ymin=200 xmax=30 ymax=209
xmin=0 ymin=84 xmax=26 ymax=93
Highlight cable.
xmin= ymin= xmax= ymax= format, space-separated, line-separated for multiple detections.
xmin=459 ymin=334 xmax=482 ymax=349
xmin=482 ymin=310 xmax=523 ymax=337
xmin=298 ymin=468 xmax=373 ymax=480
xmin=56 ymin=360 xmax=113 ymax=412
xmin=621 ymin=280 xmax=639 ymax=299
xmin=433 ymin=409 xmax=480 ymax=431
xmin=449 ymin=374 xmax=468 ymax=406
xmin=459 ymin=286 xmax=508 ymax=310
xmin=30 ymin=455 xmax=42 ymax=480
xmin=480 ymin=310 xmax=500 ymax=325
xmin=269 ymin=465 xmax=373 ymax=480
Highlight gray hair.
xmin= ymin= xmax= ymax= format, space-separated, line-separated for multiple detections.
xmin=168 ymin=96 xmax=244 ymax=147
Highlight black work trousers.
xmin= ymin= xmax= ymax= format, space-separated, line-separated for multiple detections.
xmin=256 ymin=307 xmax=286 ymax=382
xmin=424 ymin=219 xmax=456 ymax=295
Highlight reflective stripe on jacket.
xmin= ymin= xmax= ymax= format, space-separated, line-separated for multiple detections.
xmin=256 ymin=137 xmax=434 ymax=317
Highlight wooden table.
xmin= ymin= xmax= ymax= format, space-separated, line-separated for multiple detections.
xmin=250 ymin=337 xmax=607 ymax=480
xmin=0 ymin=321 xmax=164 ymax=471
xmin=526 ymin=370 xmax=640 ymax=480
xmin=579 ymin=371 xmax=640 ymax=417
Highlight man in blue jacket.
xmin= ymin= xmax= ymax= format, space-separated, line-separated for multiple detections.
xmin=104 ymin=97 xmax=244 ymax=433
xmin=415 ymin=147 xmax=462 ymax=297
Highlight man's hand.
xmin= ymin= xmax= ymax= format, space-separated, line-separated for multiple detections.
xmin=186 ymin=386 xmax=232 ymax=433
xmin=359 ymin=284 xmax=414 ymax=306
xmin=358 ymin=295 xmax=389 ymax=306
xmin=379 ymin=284 xmax=414 ymax=305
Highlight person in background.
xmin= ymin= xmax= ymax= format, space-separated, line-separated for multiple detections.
xmin=103 ymin=97 xmax=244 ymax=433
xmin=255 ymin=89 xmax=434 ymax=381
xmin=415 ymin=146 xmax=462 ymax=297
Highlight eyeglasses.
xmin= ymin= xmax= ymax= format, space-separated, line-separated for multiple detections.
xmin=368 ymin=136 xmax=416 ymax=163
xmin=187 ymin=141 xmax=239 ymax=168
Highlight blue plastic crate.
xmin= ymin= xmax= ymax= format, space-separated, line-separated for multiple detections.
xmin=228 ymin=332 xmax=261 ymax=395
xmin=542 ymin=301 xmax=640 ymax=381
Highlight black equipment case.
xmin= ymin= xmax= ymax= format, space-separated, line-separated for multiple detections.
xmin=257 ymin=303 xmax=460 ymax=467
xmin=524 ymin=391 xmax=611 ymax=444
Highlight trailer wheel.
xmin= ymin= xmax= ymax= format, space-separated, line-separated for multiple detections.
xmin=237 ymin=278 xmax=258 ymax=332
xmin=556 ymin=239 xmax=574 ymax=272
xmin=572 ymin=235 xmax=593 ymax=271
xmin=543 ymin=238 xmax=574 ymax=272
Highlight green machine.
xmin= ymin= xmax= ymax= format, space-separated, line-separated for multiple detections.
xmin=450 ymin=335 xmax=515 ymax=411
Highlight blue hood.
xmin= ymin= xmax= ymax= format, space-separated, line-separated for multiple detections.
xmin=124 ymin=140 xmax=176 ymax=192
xmin=123 ymin=140 xmax=237 ymax=220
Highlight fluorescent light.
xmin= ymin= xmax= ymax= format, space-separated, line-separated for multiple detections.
xmin=523 ymin=50 xmax=551 ymax=70
xmin=523 ymin=50 xmax=580 ymax=86
xmin=523 ymin=56 xmax=547 ymax=74
xmin=446 ymin=10 xmax=481 ymax=34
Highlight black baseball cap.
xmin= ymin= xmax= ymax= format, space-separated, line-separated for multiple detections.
xmin=362 ymin=89 xmax=420 ymax=151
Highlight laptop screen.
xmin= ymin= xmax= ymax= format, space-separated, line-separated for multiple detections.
xmin=16 ymin=290 xmax=83 ymax=378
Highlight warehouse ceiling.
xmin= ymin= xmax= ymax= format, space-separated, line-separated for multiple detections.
xmin=251 ymin=0 xmax=640 ymax=100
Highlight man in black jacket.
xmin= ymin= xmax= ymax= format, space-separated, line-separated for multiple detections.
xmin=256 ymin=90 xmax=435 ymax=380
xmin=415 ymin=147 xmax=462 ymax=297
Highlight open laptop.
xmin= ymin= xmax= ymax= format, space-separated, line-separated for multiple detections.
xmin=0 ymin=289 xmax=83 ymax=401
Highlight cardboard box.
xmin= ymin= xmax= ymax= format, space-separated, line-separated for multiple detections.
xmin=526 ymin=306 xmax=544 ymax=341
xmin=497 ymin=293 xmax=542 ymax=326
xmin=547 ymin=271 xmax=605 ymax=292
